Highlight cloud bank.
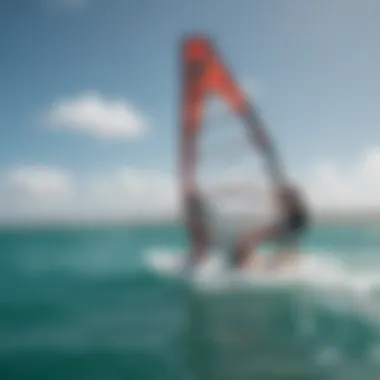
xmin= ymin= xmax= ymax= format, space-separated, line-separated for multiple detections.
xmin=304 ymin=147 xmax=380 ymax=212
xmin=0 ymin=166 xmax=178 ymax=224
xmin=1 ymin=147 xmax=380 ymax=224
xmin=45 ymin=92 xmax=148 ymax=140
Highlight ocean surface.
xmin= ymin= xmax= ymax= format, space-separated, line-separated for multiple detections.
xmin=1 ymin=221 xmax=380 ymax=380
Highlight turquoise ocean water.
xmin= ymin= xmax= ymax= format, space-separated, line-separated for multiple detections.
xmin=1 ymin=222 xmax=380 ymax=380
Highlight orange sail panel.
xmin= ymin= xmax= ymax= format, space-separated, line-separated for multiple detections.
xmin=182 ymin=36 xmax=246 ymax=135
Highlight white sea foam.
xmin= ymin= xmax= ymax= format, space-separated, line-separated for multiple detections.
xmin=145 ymin=247 xmax=380 ymax=298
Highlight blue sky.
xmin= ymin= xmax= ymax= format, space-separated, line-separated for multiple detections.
xmin=1 ymin=0 xmax=380 ymax=222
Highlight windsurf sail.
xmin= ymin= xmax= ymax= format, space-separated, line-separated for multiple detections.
xmin=180 ymin=35 xmax=288 ymax=267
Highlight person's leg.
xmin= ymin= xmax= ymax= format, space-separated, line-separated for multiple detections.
xmin=232 ymin=224 xmax=280 ymax=268
xmin=268 ymin=224 xmax=305 ymax=269
xmin=267 ymin=236 xmax=298 ymax=269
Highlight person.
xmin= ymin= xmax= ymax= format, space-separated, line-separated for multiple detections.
xmin=230 ymin=184 xmax=309 ymax=269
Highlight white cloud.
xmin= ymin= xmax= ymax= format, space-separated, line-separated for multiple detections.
xmin=0 ymin=166 xmax=75 ymax=222
xmin=0 ymin=166 xmax=178 ymax=224
xmin=45 ymin=92 xmax=148 ymax=140
xmin=5 ymin=166 xmax=73 ymax=200
xmin=1 ymin=147 xmax=380 ymax=224
xmin=303 ymin=147 xmax=380 ymax=212
xmin=85 ymin=168 xmax=179 ymax=220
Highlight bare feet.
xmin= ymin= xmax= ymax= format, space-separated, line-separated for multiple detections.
xmin=248 ymin=255 xmax=263 ymax=270
xmin=267 ymin=251 xmax=299 ymax=270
